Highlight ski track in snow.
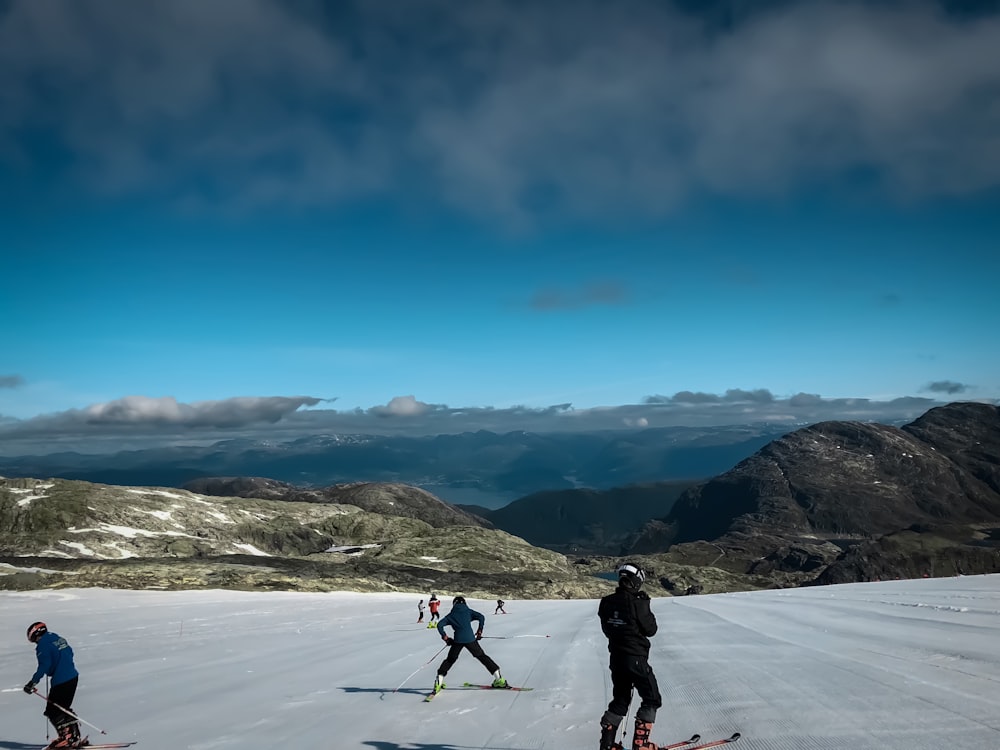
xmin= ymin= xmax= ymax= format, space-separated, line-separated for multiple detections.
xmin=1 ymin=576 xmax=999 ymax=750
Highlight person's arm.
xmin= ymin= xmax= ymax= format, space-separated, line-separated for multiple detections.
xmin=598 ymin=597 xmax=615 ymax=639
xmin=472 ymin=610 xmax=486 ymax=637
xmin=436 ymin=614 xmax=452 ymax=640
xmin=635 ymin=593 xmax=658 ymax=637
xmin=31 ymin=645 xmax=52 ymax=684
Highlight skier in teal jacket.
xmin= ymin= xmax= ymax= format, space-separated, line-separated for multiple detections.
xmin=433 ymin=596 xmax=507 ymax=693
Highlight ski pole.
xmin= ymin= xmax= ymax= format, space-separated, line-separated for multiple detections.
xmin=482 ymin=634 xmax=550 ymax=639
xmin=391 ymin=644 xmax=448 ymax=693
xmin=31 ymin=689 xmax=108 ymax=736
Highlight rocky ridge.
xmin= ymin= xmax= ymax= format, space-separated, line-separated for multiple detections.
xmin=624 ymin=402 xmax=1000 ymax=591
xmin=182 ymin=476 xmax=493 ymax=529
xmin=0 ymin=477 xmax=612 ymax=599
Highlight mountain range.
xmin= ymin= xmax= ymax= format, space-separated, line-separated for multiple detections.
xmin=0 ymin=423 xmax=794 ymax=509
xmin=2 ymin=402 xmax=997 ymax=598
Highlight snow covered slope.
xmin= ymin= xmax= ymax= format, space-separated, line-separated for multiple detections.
xmin=2 ymin=575 xmax=998 ymax=750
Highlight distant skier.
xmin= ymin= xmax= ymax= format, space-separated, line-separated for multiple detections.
xmin=598 ymin=564 xmax=661 ymax=750
xmin=433 ymin=596 xmax=507 ymax=693
xmin=427 ymin=594 xmax=441 ymax=627
xmin=417 ymin=599 xmax=426 ymax=623
xmin=495 ymin=598 xmax=506 ymax=614
xmin=23 ymin=622 xmax=86 ymax=749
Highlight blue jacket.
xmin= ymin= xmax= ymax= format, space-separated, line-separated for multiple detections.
xmin=31 ymin=631 xmax=79 ymax=686
xmin=437 ymin=600 xmax=486 ymax=644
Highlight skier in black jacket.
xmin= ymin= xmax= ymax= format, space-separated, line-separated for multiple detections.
xmin=598 ymin=563 xmax=661 ymax=750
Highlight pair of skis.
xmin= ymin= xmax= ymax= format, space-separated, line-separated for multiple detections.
xmin=461 ymin=682 xmax=533 ymax=691
xmin=420 ymin=689 xmax=740 ymax=750
xmin=424 ymin=682 xmax=534 ymax=701
xmin=37 ymin=741 xmax=136 ymax=750
xmin=641 ymin=732 xmax=741 ymax=750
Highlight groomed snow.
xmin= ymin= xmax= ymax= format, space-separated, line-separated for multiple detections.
xmin=1 ymin=575 xmax=998 ymax=750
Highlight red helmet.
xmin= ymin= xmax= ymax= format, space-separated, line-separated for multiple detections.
xmin=27 ymin=621 xmax=48 ymax=643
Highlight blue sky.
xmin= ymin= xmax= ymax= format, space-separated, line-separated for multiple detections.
xmin=1 ymin=0 xmax=998 ymax=452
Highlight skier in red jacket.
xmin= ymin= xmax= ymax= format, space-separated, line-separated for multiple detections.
xmin=427 ymin=594 xmax=441 ymax=627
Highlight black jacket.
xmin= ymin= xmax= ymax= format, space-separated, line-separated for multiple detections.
xmin=598 ymin=586 xmax=658 ymax=658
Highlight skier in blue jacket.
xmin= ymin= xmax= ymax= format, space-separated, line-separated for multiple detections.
xmin=433 ymin=596 xmax=507 ymax=693
xmin=24 ymin=621 xmax=85 ymax=749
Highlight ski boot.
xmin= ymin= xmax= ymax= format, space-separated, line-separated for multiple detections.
xmin=632 ymin=719 xmax=657 ymax=750
xmin=490 ymin=670 xmax=508 ymax=688
xmin=46 ymin=720 xmax=84 ymax=749
xmin=600 ymin=720 xmax=623 ymax=750
xmin=433 ymin=674 xmax=446 ymax=694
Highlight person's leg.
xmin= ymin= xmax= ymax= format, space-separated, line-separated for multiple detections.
xmin=45 ymin=678 xmax=80 ymax=747
xmin=601 ymin=660 xmax=632 ymax=750
xmin=627 ymin=658 xmax=661 ymax=750
xmin=44 ymin=678 xmax=77 ymax=729
xmin=630 ymin=658 xmax=661 ymax=724
xmin=435 ymin=642 xmax=464 ymax=690
xmin=465 ymin=640 xmax=501 ymax=677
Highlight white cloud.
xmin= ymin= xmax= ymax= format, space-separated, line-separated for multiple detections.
xmin=369 ymin=395 xmax=434 ymax=417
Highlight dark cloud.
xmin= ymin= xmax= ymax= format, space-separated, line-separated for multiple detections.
xmin=2 ymin=1 xmax=998 ymax=223
xmin=0 ymin=375 xmax=25 ymax=388
xmin=723 ymin=388 xmax=775 ymax=403
xmin=529 ymin=281 xmax=630 ymax=310
xmin=5 ymin=395 xmax=325 ymax=435
xmin=0 ymin=390 xmax=989 ymax=455
xmin=645 ymin=388 xmax=775 ymax=404
xmin=789 ymin=392 xmax=824 ymax=407
xmin=924 ymin=380 xmax=970 ymax=394
xmin=652 ymin=391 xmax=721 ymax=404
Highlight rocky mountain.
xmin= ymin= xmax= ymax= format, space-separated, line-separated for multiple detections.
xmin=473 ymin=481 xmax=696 ymax=555
xmin=0 ymin=424 xmax=791 ymax=509
xmin=0 ymin=477 xmax=614 ymax=599
xmin=182 ymin=477 xmax=493 ymax=529
xmin=624 ymin=402 xmax=1000 ymax=591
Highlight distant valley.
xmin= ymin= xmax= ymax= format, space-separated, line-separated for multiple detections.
xmin=0 ymin=423 xmax=792 ymax=509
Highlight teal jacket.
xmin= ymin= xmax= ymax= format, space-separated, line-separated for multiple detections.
xmin=437 ymin=601 xmax=486 ymax=644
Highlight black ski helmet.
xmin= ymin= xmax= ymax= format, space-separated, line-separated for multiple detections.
xmin=453 ymin=595 xmax=466 ymax=606
xmin=617 ymin=563 xmax=646 ymax=592
xmin=27 ymin=621 xmax=48 ymax=643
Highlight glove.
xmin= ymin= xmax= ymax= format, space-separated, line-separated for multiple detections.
xmin=475 ymin=629 xmax=483 ymax=640
xmin=23 ymin=681 xmax=36 ymax=694
xmin=442 ymin=636 xmax=454 ymax=645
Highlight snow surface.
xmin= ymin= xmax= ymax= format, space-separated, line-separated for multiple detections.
xmin=2 ymin=575 xmax=999 ymax=750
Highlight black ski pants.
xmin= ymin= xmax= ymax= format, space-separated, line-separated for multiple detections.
xmin=437 ymin=640 xmax=499 ymax=677
xmin=607 ymin=653 xmax=661 ymax=723
xmin=44 ymin=676 xmax=78 ymax=729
